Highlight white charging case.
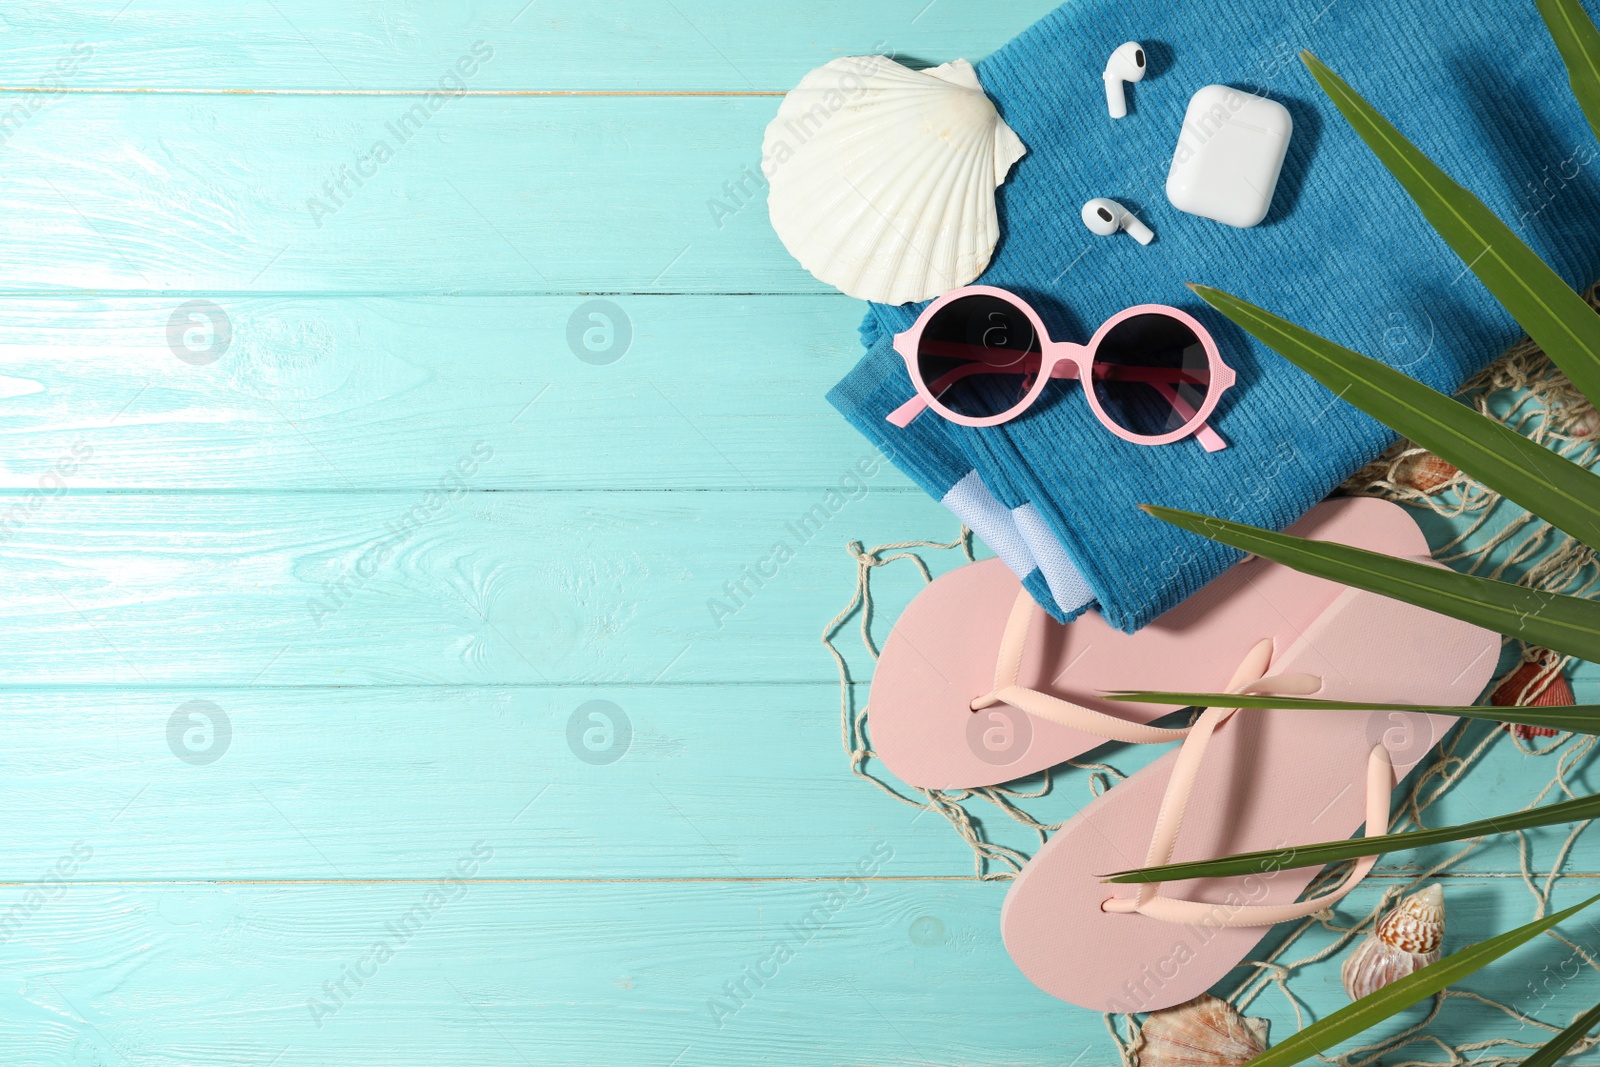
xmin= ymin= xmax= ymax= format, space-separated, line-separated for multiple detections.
xmin=1166 ymin=85 xmax=1292 ymax=229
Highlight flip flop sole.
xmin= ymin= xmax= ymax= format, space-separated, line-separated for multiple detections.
xmin=999 ymin=577 xmax=1500 ymax=1012
xmin=869 ymin=497 xmax=1433 ymax=789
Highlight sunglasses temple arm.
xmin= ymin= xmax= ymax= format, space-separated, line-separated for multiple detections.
xmin=1152 ymin=381 xmax=1227 ymax=452
xmin=886 ymin=395 xmax=927 ymax=427
xmin=886 ymin=358 xmax=1053 ymax=427
xmin=1193 ymin=423 xmax=1228 ymax=452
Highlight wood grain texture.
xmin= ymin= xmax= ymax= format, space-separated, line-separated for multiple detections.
xmin=0 ymin=877 xmax=1593 ymax=1067
xmin=0 ymin=1 xmax=1057 ymax=92
xmin=0 ymin=684 xmax=1008 ymax=880
xmin=0 ymin=93 xmax=816 ymax=293
xmin=0 ymin=295 xmax=887 ymax=490
xmin=0 ymin=489 xmax=966 ymax=685
xmin=0 ymin=693 xmax=1588 ymax=881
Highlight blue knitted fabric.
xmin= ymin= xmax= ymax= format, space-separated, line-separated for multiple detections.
xmin=827 ymin=0 xmax=1600 ymax=633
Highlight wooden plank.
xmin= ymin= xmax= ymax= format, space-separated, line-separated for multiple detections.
xmin=0 ymin=684 xmax=1000 ymax=881
xmin=0 ymin=294 xmax=890 ymax=490
xmin=0 ymin=94 xmax=824 ymax=293
xmin=0 ymin=1 xmax=1056 ymax=92
xmin=0 ymin=489 xmax=970 ymax=685
xmin=0 ymin=880 xmax=1077 ymax=1066
xmin=0 ymin=685 xmax=1589 ymax=881
xmin=0 ymin=877 xmax=1593 ymax=1065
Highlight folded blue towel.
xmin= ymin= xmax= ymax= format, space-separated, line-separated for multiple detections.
xmin=828 ymin=0 xmax=1600 ymax=632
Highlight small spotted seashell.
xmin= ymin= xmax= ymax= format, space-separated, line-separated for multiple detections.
xmin=1341 ymin=884 xmax=1444 ymax=1002
xmin=1136 ymin=994 xmax=1269 ymax=1067
xmin=1491 ymin=651 xmax=1571 ymax=740
xmin=1394 ymin=452 xmax=1458 ymax=494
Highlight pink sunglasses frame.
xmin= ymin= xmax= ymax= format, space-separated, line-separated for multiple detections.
xmin=886 ymin=285 xmax=1236 ymax=452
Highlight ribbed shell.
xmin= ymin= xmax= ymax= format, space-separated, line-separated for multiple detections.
xmin=1136 ymin=994 xmax=1270 ymax=1067
xmin=1341 ymin=884 xmax=1445 ymax=1001
xmin=1492 ymin=651 xmax=1572 ymax=739
xmin=763 ymin=56 xmax=1026 ymax=305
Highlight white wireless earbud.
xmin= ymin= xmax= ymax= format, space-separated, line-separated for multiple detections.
xmin=1103 ymin=42 xmax=1147 ymax=119
xmin=1081 ymin=198 xmax=1155 ymax=245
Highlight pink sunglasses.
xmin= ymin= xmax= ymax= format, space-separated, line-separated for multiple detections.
xmin=886 ymin=285 xmax=1235 ymax=452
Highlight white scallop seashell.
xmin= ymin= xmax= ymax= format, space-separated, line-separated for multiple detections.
xmin=1341 ymin=884 xmax=1445 ymax=1002
xmin=763 ymin=55 xmax=1026 ymax=305
xmin=1136 ymin=994 xmax=1270 ymax=1067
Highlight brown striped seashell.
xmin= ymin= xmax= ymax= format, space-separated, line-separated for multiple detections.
xmin=1135 ymin=994 xmax=1269 ymax=1067
xmin=1491 ymin=651 xmax=1571 ymax=740
xmin=1341 ymin=884 xmax=1444 ymax=1002
xmin=1394 ymin=452 xmax=1458 ymax=494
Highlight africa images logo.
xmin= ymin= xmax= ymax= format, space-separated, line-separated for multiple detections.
xmin=304 ymin=41 xmax=495 ymax=229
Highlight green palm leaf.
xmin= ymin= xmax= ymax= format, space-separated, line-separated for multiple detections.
xmin=1101 ymin=791 xmax=1600 ymax=885
xmin=1537 ymin=0 xmax=1600 ymax=144
xmin=1303 ymin=50 xmax=1600 ymax=407
xmin=1102 ymin=691 xmax=1599 ymax=736
xmin=1142 ymin=505 xmax=1600 ymax=662
xmin=1238 ymin=893 xmax=1600 ymax=1067
xmin=1521 ymin=999 xmax=1600 ymax=1067
xmin=1191 ymin=285 xmax=1600 ymax=551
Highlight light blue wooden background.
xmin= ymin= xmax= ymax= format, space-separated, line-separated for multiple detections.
xmin=1 ymin=2 xmax=1598 ymax=1064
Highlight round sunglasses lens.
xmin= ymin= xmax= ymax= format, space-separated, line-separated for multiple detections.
xmin=915 ymin=295 xmax=1043 ymax=421
xmin=1091 ymin=313 xmax=1211 ymax=439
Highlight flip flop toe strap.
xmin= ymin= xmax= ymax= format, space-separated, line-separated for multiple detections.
xmin=1101 ymin=639 xmax=1394 ymax=928
xmin=969 ymin=589 xmax=1192 ymax=746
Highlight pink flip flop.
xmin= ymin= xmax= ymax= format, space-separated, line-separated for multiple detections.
xmin=999 ymin=575 xmax=1500 ymax=1013
xmin=869 ymin=497 xmax=1441 ymax=790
